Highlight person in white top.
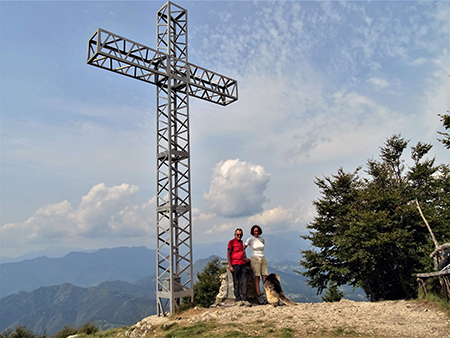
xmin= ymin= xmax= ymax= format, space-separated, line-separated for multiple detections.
xmin=244 ymin=224 xmax=268 ymax=304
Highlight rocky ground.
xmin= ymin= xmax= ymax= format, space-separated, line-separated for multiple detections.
xmin=125 ymin=299 xmax=449 ymax=337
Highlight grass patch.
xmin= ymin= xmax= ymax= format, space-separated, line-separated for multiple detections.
xmin=163 ymin=321 xmax=209 ymax=338
xmin=417 ymin=276 xmax=450 ymax=316
xmin=69 ymin=320 xmax=377 ymax=338
xmin=251 ymin=319 xmax=268 ymax=332
xmin=218 ymin=331 xmax=256 ymax=338
xmin=416 ymin=293 xmax=450 ymax=316
xmin=260 ymin=321 xmax=276 ymax=329
xmin=161 ymin=322 xmax=178 ymax=331
xmin=280 ymin=327 xmax=295 ymax=338
xmin=304 ymin=317 xmax=315 ymax=325
xmin=332 ymin=327 xmax=346 ymax=337
xmin=330 ymin=327 xmax=358 ymax=337
xmin=82 ymin=327 xmax=127 ymax=338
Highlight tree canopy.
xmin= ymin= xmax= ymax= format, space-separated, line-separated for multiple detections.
xmin=186 ymin=257 xmax=224 ymax=309
xmin=300 ymin=134 xmax=449 ymax=302
xmin=437 ymin=113 xmax=450 ymax=149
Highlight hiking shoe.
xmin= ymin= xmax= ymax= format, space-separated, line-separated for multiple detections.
xmin=242 ymin=300 xmax=252 ymax=307
xmin=237 ymin=300 xmax=244 ymax=306
xmin=257 ymin=296 xmax=265 ymax=305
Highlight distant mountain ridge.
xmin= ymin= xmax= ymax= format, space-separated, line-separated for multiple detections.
xmin=0 ymin=246 xmax=156 ymax=298
xmin=0 ymin=231 xmax=310 ymax=264
xmin=0 ymin=282 xmax=156 ymax=335
xmin=0 ymin=246 xmax=94 ymax=264
xmin=1 ymin=233 xmax=309 ymax=298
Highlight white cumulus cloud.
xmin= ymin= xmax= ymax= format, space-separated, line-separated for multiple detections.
xmin=247 ymin=199 xmax=315 ymax=234
xmin=0 ymin=183 xmax=155 ymax=255
xmin=204 ymin=159 xmax=271 ymax=218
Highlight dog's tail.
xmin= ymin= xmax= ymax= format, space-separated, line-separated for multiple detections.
xmin=280 ymin=294 xmax=297 ymax=306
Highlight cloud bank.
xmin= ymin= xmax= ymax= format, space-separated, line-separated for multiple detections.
xmin=204 ymin=159 xmax=271 ymax=217
xmin=1 ymin=183 xmax=155 ymax=254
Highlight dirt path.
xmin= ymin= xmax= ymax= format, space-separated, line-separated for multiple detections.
xmin=127 ymin=300 xmax=449 ymax=337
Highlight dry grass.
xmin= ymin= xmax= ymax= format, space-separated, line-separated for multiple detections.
xmin=103 ymin=318 xmax=387 ymax=338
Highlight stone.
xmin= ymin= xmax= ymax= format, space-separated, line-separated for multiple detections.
xmin=218 ymin=260 xmax=257 ymax=302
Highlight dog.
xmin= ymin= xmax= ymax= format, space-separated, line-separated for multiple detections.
xmin=263 ymin=273 xmax=297 ymax=307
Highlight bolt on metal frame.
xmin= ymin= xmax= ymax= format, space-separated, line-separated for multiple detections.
xmin=86 ymin=1 xmax=238 ymax=315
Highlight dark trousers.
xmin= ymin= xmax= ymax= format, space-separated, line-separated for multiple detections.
xmin=232 ymin=264 xmax=248 ymax=301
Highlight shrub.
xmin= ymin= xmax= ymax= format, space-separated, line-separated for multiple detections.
xmin=50 ymin=325 xmax=78 ymax=338
xmin=79 ymin=323 xmax=99 ymax=335
xmin=8 ymin=326 xmax=40 ymax=338
xmin=0 ymin=328 xmax=13 ymax=338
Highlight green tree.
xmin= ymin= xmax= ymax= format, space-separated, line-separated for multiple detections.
xmin=321 ymin=282 xmax=345 ymax=302
xmin=183 ymin=257 xmax=224 ymax=309
xmin=437 ymin=113 xmax=450 ymax=149
xmin=300 ymin=135 xmax=449 ymax=301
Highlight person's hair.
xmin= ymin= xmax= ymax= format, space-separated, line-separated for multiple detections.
xmin=234 ymin=228 xmax=243 ymax=234
xmin=250 ymin=225 xmax=262 ymax=236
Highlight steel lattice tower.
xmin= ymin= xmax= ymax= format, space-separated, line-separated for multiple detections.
xmin=86 ymin=1 xmax=238 ymax=315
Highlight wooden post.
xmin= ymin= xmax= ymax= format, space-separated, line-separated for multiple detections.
xmin=415 ymin=199 xmax=439 ymax=249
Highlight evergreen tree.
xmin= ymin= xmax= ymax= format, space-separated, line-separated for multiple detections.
xmin=185 ymin=257 xmax=224 ymax=308
xmin=437 ymin=113 xmax=450 ymax=149
xmin=321 ymin=282 xmax=345 ymax=302
xmin=300 ymin=135 xmax=449 ymax=301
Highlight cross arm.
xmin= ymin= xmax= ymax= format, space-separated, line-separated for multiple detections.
xmin=87 ymin=29 xmax=167 ymax=87
xmin=188 ymin=63 xmax=238 ymax=105
xmin=87 ymin=28 xmax=238 ymax=106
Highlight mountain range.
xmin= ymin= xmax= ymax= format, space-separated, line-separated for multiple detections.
xmin=0 ymin=282 xmax=156 ymax=335
xmin=0 ymin=243 xmax=366 ymax=335
xmin=1 ymin=232 xmax=310 ymax=298
xmin=1 ymin=246 xmax=156 ymax=298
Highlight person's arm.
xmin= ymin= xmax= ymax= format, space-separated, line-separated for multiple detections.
xmin=243 ymin=238 xmax=250 ymax=261
xmin=243 ymin=250 xmax=249 ymax=262
xmin=243 ymin=243 xmax=250 ymax=262
xmin=243 ymin=237 xmax=250 ymax=250
xmin=227 ymin=248 xmax=234 ymax=272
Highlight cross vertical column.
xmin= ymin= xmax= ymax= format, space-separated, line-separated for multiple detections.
xmin=86 ymin=0 xmax=238 ymax=317
xmin=155 ymin=2 xmax=193 ymax=315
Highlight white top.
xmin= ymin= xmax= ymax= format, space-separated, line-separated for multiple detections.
xmin=245 ymin=236 xmax=265 ymax=258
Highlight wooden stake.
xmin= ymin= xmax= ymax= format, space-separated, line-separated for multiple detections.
xmin=415 ymin=199 xmax=439 ymax=249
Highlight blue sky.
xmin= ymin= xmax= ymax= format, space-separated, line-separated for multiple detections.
xmin=1 ymin=0 xmax=449 ymax=258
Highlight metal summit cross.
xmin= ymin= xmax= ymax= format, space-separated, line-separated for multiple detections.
xmin=86 ymin=2 xmax=238 ymax=315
